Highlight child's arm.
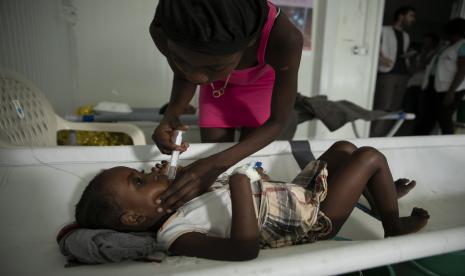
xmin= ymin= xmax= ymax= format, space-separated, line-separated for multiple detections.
xmin=169 ymin=174 xmax=259 ymax=261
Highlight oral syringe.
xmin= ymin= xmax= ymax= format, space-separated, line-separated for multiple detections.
xmin=167 ymin=130 xmax=184 ymax=180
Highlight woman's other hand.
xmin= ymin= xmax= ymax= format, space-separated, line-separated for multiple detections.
xmin=158 ymin=157 xmax=225 ymax=211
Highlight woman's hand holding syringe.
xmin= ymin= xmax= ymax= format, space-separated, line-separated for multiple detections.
xmin=157 ymin=130 xmax=228 ymax=211
xmin=167 ymin=130 xmax=184 ymax=179
xmin=153 ymin=130 xmax=187 ymax=180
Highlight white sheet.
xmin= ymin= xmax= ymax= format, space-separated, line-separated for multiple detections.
xmin=1 ymin=135 xmax=465 ymax=275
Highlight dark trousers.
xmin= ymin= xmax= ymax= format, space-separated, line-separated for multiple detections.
xmin=394 ymin=85 xmax=423 ymax=136
xmin=370 ymin=74 xmax=409 ymax=137
xmin=415 ymin=77 xmax=465 ymax=135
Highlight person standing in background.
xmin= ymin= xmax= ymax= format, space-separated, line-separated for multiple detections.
xmin=370 ymin=6 xmax=416 ymax=137
xmin=416 ymin=18 xmax=465 ymax=135
xmin=397 ymin=33 xmax=439 ymax=136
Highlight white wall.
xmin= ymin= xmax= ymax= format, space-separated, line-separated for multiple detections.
xmin=70 ymin=0 xmax=385 ymax=140
xmin=0 ymin=0 xmax=382 ymax=140
xmin=72 ymin=0 xmax=317 ymax=107
xmin=0 ymin=0 xmax=77 ymax=116
xmin=72 ymin=0 xmax=316 ymax=140
xmin=73 ymin=0 xmax=173 ymax=108
xmin=310 ymin=0 xmax=384 ymax=139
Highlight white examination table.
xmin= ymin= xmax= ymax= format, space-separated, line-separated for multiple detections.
xmin=1 ymin=135 xmax=465 ymax=275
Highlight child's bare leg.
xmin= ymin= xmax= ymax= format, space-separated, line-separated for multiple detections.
xmin=318 ymin=141 xmax=357 ymax=183
xmin=317 ymin=141 xmax=379 ymax=213
xmin=319 ymin=146 xmax=429 ymax=238
xmin=318 ymin=141 xmax=415 ymax=214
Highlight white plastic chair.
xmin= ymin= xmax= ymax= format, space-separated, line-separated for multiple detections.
xmin=0 ymin=69 xmax=146 ymax=147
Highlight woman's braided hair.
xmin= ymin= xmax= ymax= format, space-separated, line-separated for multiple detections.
xmin=151 ymin=0 xmax=268 ymax=54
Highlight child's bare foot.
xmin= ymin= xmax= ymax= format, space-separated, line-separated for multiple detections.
xmin=395 ymin=178 xmax=416 ymax=198
xmin=364 ymin=179 xmax=416 ymax=216
xmin=385 ymin=207 xmax=430 ymax=237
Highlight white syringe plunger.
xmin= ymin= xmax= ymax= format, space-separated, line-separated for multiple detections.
xmin=167 ymin=130 xmax=183 ymax=180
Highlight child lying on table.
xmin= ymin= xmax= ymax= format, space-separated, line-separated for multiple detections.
xmin=75 ymin=141 xmax=428 ymax=261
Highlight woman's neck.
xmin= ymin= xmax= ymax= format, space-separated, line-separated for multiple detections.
xmin=235 ymin=39 xmax=260 ymax=70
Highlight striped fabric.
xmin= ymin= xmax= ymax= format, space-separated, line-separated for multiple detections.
xmin=255 ymin=160 xmax=332 ymax=248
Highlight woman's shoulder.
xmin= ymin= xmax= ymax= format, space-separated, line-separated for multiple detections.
xmin=265 ymin=13 xmax=303 ymax=66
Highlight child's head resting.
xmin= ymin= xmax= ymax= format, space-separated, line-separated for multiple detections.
xmin=75 ymin=166 xmax=170 ymax=232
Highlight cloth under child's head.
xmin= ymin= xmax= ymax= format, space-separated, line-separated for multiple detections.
xmin=75 ymin=163 xmax=172 ymax=232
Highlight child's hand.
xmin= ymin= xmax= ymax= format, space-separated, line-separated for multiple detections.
xmin=153 ymin=160 xmax=184 ymax=175
xmin=153 ymin=160 xmax=169 ymax=175
xmin=255 ymin=167 xmax=270 ymax=181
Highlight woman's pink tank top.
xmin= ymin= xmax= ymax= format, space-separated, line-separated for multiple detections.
xmin=198 ymin=2 xmax=278 ymax=128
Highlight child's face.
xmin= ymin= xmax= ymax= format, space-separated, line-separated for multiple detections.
xmin=102 ymin=165 xmax=171 ymax=229
xmin=167 ymin=39 xmax=244 ymax=84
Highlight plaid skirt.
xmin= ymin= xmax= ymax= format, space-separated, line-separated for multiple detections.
xmin=254 ymin=160 xmax=332 ymax=248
